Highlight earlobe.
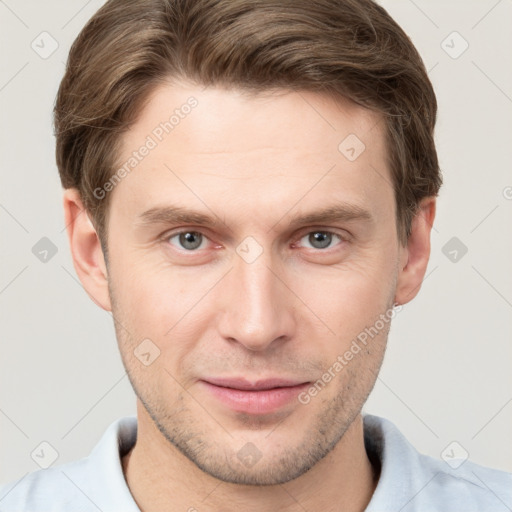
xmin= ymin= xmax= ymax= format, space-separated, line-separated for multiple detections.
xmin=394 ymin=197 xmax=436 ymax=306
xmin=63 ymin=188 xmax=112 ymax=311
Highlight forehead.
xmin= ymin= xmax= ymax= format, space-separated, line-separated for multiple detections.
xmin=125 ymin=80 xmax=385 ymax=154
xmin=110 ymin=80 xmax=393 ymax=229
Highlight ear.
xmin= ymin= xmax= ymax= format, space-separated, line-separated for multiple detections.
xmin=394 ymin=197 xmax=436 ymax=306
xmin=63 ymin=188 xmax=112 ymax=311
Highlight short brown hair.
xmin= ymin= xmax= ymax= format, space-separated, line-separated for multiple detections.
xmin=54 ymin=0 xmax=441 ymax=254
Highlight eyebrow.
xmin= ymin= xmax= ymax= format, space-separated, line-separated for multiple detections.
xmin=135 ymin=203 xmax=373 ymax=231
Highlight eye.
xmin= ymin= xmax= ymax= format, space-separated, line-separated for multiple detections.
xmin=297 ymin=230 xmax=345 ymax=250
xmin=167 ymin=230 xmax=208 ymax=251
xmin=163 ymin=229 xmax=347 ymax=254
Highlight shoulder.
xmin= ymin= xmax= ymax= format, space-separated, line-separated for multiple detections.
xmin=416 ymin=451 xmax=512 ymax=510
xmin=0 ymin=458 xmax=94 ymax=512
xmin=0 ymin=416 xmax=138 ymax=512
xmin=363 ymin=414 xmax=512 ymax=511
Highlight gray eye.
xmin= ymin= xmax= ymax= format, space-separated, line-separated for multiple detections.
xmin=301 ymin=231 xmax=340 ymax=250
xmin=169 ymin=231 xmax=205 ymax=251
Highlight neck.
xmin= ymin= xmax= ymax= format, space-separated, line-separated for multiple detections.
xmin=122 ymin=403 xmax=378 ymax=512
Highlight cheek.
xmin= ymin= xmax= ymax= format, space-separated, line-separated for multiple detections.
xmin=110 ymin=252 xmax=186 ymax=333
xmin=110 ymin=258 xmax=215 ymax=377
xmin=293 ymin=254 xmax=397 ymax=340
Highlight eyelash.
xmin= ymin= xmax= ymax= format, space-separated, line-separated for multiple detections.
xmin=161 ymin=228 xmax=349 ymax=253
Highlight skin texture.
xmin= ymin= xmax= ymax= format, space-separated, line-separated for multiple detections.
xmin=63 ymin=80 xmax=435 ymax=512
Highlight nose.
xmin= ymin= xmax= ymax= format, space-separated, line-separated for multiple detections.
xmin=216 ymin=246 xmax=296 ymax=352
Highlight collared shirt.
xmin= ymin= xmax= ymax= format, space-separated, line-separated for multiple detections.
xmin=1 ymin=414 xmax=510 ymax=511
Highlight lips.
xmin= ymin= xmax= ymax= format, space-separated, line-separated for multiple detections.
xmin=203 ymin=377 xmax=307 ymax=391
xmin=199 ymin=377 xmax=310 ymax=415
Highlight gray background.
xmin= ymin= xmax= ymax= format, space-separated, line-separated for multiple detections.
xmin=1 ymin=0 xmax=511 ymax=485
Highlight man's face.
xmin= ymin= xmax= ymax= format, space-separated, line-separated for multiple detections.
xmin=105 ymin=81 xmax=401 ymax=485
